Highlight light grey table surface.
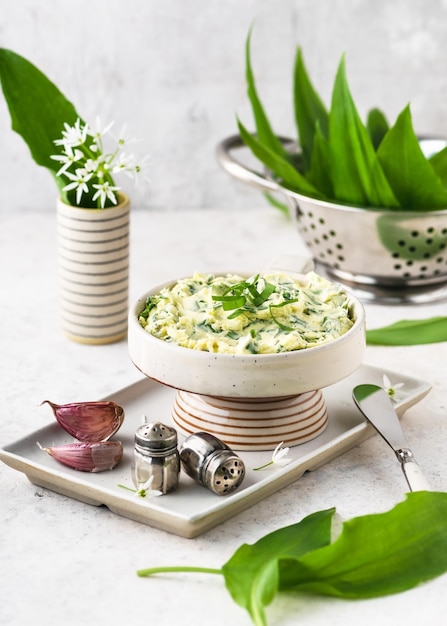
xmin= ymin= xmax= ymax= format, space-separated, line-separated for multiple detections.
xmin=1 ymin=208 xmax=446 ymax=626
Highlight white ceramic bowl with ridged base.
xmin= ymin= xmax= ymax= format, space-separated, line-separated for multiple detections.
xmin=128 ymin=265 xmax=366 ymax=450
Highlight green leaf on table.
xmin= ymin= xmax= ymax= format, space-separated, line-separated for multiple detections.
xmin=328 ymin=56 xmax=398 ymax=208
xmin=279 ymin=492 xmax=447 ymax=598
xmin=366 ymin=316 xmax=447 ymax=345
xmin=366 ymin=107 xmax=389 ymax=150
xmin=377 ymin=105 xmax=447 ymax=210
xmin=245 ymin=30 xmax=286 ymax=159
xmin=221 ymin=508 xmax=334 ymax=626
xmin=0 ymin=48 xmax=81 ymax=199
xmin=293 ymin=47 xmax=329 ymax=171
xmin=138 ymin=493 xmax=447 ymax=626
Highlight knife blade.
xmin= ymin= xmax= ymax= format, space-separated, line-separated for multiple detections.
xmin=352 ymin=384 xmax=431 ymax=492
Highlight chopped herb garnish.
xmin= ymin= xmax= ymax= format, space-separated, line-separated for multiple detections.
xmin=212 ymin=275 xmax=298 ymax=330
xmin=139 ymin=297 xmax=159 ymax=320
xmin=212 ymin=275 xmax=275 ymax=310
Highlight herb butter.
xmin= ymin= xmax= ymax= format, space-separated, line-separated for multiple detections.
xmin=138 ymin=271 xmax=354 ymax=355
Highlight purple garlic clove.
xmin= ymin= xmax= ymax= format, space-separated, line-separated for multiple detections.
xmin=37 ymin=441 xmax=124 ymax=472
xmin=41 ymin=400 xmax=124 ymax=442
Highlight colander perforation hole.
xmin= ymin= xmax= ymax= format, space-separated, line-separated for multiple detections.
xmin=301 ymin=212 xmax=345 ymax=266
xmin=386 ymin=222 xmax=447 ymax=278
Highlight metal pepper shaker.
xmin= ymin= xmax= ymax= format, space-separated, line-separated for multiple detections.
xmin=132 ymin=422 xmax=180 ymax=494
xmin=179 ymin=432 xmax=245 ymax=495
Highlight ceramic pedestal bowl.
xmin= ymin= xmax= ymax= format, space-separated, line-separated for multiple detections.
xmin=128 ymin=267 xmax=366 ymax=451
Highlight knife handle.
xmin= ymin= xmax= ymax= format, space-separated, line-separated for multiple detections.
xmin=398 ymin=449 xmax=432 ymax=492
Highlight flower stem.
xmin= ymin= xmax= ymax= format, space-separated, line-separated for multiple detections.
xmin=137 ymin=566 xmax=223 ymax=578
xmin=253 ymin=461 xmax=273 ymax=471
xmin=117 ymin=483 xmax=137 ymax=493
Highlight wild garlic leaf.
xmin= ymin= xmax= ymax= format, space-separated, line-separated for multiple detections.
xmin=329 ymin=56 xmax=397 ymax=208
xmin=278 ymin=492 xmax=447 ymax=598
xmin=429 ymin=146 xmax=447 ymax=187
xmin=377 ymin=105 xmax=447 ymax=210
xmin=0 ymin=48 xmax=80 ymax=193
xmin=366 ymin=107 xmax=389 ymax=150
xmin=263 ymin=192 xmax=290 ymax=216
xmin=368 ymin=156 xmax=400 ymax=208
xmin=328 ymin=55 xmax=373 ymax=205
xmin=293 ymin=47 xmax=329 ymax=171
xmin=237 ymin=118 xmax=320 ymax=197
xmin=306 ymin=123 xmax=334 ymax=198
xmin=138 ymin=495 xmax=447 ymax=625
xmin=221 ymin=508 xmax=334 ymax=626
xmin=366 ymin=317 xmax=447 ymax=345
xmin=245 ymin=30 xmax=286 ymax=158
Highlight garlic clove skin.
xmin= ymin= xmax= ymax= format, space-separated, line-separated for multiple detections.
xmin=37 ymin=441 xmax=124 ymax=472
xmin=41 ymin=400 xmax=125 ymax=442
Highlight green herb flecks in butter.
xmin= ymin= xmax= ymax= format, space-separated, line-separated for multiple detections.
xmin=138 ymin=271 xmax=354 ymax=355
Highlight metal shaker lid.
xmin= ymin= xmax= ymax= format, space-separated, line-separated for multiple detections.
xmin=135 ymin=422 xmax=178 ymax=455
xmin=180 ymin=432 xmax=245 ymax=495
xmin=202 ymin=449 xmax=245 ymax=495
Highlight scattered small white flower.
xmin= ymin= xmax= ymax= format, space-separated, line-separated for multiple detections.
xmin=253 ymin=441 xmax=292 ymax=471
xmin=382 ymin=374 xmax=405 ymax=402
xmin=135 ymin=475 xmax=163 ymax=499
xmin=117 ymin=475 xmax=162 ymax=499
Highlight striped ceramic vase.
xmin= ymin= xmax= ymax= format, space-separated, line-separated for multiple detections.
xmin=56 ymin=194 xmax=130 ymax=344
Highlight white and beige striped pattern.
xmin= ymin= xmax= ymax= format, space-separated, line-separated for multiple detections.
xmin=172 ymin=389 xmax=328 ymax=451
xmin=56 ymin=195 xmax=130 ymax=344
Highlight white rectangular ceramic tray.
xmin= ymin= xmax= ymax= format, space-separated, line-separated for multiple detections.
xmin=0 ymin=364 xmax=430 ymax=538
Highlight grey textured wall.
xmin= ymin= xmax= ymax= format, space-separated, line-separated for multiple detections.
xmin=1 ymin=0 xmax=447 ymax=213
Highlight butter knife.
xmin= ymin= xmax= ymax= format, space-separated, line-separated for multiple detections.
xmin=352 ymin=384 xmax=431 ymax=492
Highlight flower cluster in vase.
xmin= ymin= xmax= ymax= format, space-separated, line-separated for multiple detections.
xmin=51 ymin=118 xmax=147 ymax=208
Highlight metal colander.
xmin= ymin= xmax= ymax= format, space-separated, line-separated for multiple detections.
xmin=217 ymin=135 xmax=447 ymax=303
